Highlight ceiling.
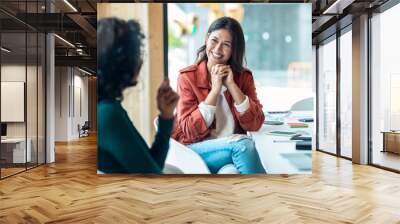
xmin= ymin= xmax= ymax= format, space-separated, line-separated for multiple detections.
xmin=0 ymin=0 xmax=97 ymax=73
xmin=0 ymin=0 xmax=395 ymax=74
xmin=311 ymin=0 xmax=390 ymax=44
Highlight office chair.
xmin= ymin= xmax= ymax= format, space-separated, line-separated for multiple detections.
xmin=153 ymin=117 xmax=210 ymax=174
xmin=290 ymin=97 xmax=314 ymax=111
xmin=78 ymin=121 xmax=90 ymax=138
xmin=153 ymin=117 xmax=240 ymax=174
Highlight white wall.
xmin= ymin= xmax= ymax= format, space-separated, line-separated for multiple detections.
xmin=1 ymin=63 xmax=46 ymax=164
xmin=1 ymin=65 xmax=33 ymax=138
xmin=54 ymin=67 xmax=89 ymax=141
xmin=72 ymin=72 xmax=89 ymax=138
xmin=55 ymin=66 xmax=68 ymax=141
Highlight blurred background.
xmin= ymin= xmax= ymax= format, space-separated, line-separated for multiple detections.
xmin=167 ymin=3 xmax=313 ymax=112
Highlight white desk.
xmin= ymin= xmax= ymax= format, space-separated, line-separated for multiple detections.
xmin=249 ymin=111 xmax=313 ymax=174
xmin=1 ymin=138 xmax=31 ymax=163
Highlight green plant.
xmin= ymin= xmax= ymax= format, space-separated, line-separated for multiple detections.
xmin=168 ymin=30 xmax=184 ymax=49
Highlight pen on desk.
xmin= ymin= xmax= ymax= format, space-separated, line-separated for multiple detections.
xmin=273 ymin=140 xmax=302 ymax=143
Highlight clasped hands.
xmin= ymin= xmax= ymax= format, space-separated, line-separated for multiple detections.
xmin=206 ymin=64 xmax=246 ymax=107
xmin=209 ymin=64 xmax=236 ymax=94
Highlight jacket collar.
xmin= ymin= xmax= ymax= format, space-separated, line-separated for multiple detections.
xmin=196 ymin=60 xmax=211 ymax=89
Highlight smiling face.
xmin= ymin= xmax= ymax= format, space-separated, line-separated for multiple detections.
xmin=205 ymin=29 xmax=232 ymax=67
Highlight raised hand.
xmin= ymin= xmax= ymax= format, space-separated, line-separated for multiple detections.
xmin=157 ymin=79 xmax=179 ymax=119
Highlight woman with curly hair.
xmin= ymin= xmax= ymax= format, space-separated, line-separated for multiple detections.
xmin=97 ymin=18 xmax=179 ymax=173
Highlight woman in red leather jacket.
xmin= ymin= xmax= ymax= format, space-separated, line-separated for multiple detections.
xmin=172 ymin=17 xmax=265 ymax=174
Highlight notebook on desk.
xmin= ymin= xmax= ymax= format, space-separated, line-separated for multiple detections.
xmin=290 ymin=135 xmax=312 ymax=150
xmin=295 ymin=141 xmax=312 ymax=150
xmin=290 ymin=135 xmax=312 ymax=141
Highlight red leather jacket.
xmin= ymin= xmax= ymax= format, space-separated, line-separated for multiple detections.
xmin=171 ymin=60 xmax=265 ymax=145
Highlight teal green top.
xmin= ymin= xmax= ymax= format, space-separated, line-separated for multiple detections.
xmin=97 ymin=100 xmax=174 ymax=173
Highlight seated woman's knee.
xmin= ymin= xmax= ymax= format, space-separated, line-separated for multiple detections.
xmin=232 ymin=138 xmax=256 ymax=153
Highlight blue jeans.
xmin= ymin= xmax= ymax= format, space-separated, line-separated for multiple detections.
xmin=187 ymin=137 xmax=266 ymax=174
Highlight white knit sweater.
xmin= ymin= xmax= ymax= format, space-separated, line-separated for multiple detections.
xmin=198 ymin=86 xmax=250 ymax=139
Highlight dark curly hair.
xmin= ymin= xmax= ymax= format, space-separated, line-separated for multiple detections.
xmin=195 ymin=17 xmax=246 ymax=75
xmin=97 ymin=18 xmax=145 ymax=101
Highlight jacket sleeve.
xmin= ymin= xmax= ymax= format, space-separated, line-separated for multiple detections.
xmin=98 ymin=105 xmax=163 ymax=173
xmin=233 ymin=72 xmax=265 ymax=131
xmin=175 ymin=74 xmax=210 ymax=142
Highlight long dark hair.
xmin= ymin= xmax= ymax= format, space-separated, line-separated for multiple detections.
xmin=97 ymin=18 xmax=145 ymax=101
xmin=195 ymin=16 xmax=246 ymax=75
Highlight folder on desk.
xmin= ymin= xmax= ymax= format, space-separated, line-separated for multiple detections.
xmin=290 ymin=135 xmax=312 ymax=141
xmin=298 ymin=118 xmax=314 ymax=122
xmin=287 ymin=122 xmax=308 ymax=128
xmin=295 ymin=141 xmax=312 ymax=150
xmin=291 ymin=135 xmax=312 ymax=150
